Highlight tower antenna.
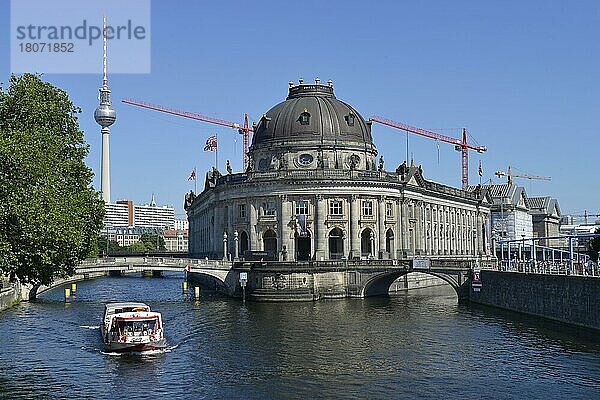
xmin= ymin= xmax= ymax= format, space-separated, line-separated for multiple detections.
xmin=95 ymin=15 xmax=116 ymax=203
xmin=102 ymin=15 xmax=108 ymax=87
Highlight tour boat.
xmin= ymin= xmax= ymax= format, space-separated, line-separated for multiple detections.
xmin=101 ymin=302 xmax=166 ymax=353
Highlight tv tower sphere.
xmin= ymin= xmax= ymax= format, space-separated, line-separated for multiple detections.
xmin=95 ymin=101 xmax=116 ymax=127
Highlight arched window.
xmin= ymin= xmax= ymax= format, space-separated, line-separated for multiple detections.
xmin=328 ymin=228 xmax=344 ymax=259
xmin=385 ymin=229 xmax=394 ymax=255
xmin=239 ymin=231 xmax=249 ymax=256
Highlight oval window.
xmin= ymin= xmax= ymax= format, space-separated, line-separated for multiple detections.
xmin=298 ymin=154 xmax=313 ymax=166
xmin=258 ymin=158 xmax=269 ymax=171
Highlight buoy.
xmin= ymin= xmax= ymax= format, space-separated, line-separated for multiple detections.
xmin=64 ymin=288 xmax=71 ymax=302
xmin=194 ymin=286 xmax=200 ymax=300
xmin=182 ymin=281 xmax=188 ymax=292
xmin=71 ymin=282 xmax=77 ymax=295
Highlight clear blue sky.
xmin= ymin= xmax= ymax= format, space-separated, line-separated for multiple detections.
xmin=1 ymin=0 xmax=599 ymax=219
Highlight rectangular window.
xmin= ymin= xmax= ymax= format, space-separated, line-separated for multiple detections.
xmin=295 ymin=200 xmax=308 ymax=215
xmin=238 ymin=204 xmax=247 ymax=219
xmin=265 ymin=202 xmax=276 ymax=216
xmin=329 ymin=200 xmax=342 ymax=215
xmin=386 ymin=202 xmax=393 ymax=217
xmin=362 ymin=200 xmax=373 ymax=216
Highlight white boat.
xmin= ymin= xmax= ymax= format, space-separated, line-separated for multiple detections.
xmin=101 ymin=302 xmax=166 ymax=353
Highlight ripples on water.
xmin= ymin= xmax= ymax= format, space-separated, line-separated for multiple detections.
xmin=0 ymin=273 xmax=598 ymax=400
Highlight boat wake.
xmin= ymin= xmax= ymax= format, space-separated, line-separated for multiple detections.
xmin=80 ymin=325 xmax=100 ymax=330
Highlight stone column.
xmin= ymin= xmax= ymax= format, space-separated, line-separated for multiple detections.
xmin=279 ymin=195 xmax=292 ymax=261
xmin=234 ymin=230 xmax=239 ymax=260
xmin=350 ymin=195 xmax=360 ymax=259
xmin=415 ymin=201 xmax=424 ymax=254
xmin=378 ymin=196 xmax=386 ymax=258
xmin=315 ymin=194 xmax=326 ymax=260
xmin=227 ymin=203 xmax=233 ymax=257
xmin=476 ymin=211 xmax=483 ymax=256
xmin=397 ymin=198 xmax=406 ymax=258
xmin=249 ymin=202 xmax=258 ymax=250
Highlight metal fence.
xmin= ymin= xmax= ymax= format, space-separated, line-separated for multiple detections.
xmin=497 ymin=259 xmax=599 ymax=277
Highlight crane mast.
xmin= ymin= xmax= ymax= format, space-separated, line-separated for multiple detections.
xmin=369 ymin=116 xmax=487 ymax=189
xmin=122 ymin=98 xmax=253 ymax=170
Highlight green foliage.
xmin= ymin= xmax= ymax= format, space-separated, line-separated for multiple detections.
xmin=95 ymin=236 xmax=122 ymax=256
xmin=587 ymin=227 xmax=600 ymax=263
xmin=140 ymin=233 xmax=166 ymax=252
xmin=0 ymin=74 xmax=104 ymax=285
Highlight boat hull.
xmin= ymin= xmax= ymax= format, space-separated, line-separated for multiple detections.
xmin=103 ymin=338 xmax=167 ymax=353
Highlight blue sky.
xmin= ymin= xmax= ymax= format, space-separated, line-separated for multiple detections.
xmin=1 ymin=0 xmax=599 ymax=219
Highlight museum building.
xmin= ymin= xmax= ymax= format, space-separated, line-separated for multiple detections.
xmin=186 ymin=80 xmax=492 ymax=262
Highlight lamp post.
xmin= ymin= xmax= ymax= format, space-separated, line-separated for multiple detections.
xmin=369 ymin=231 xmax=375 ymax=259
xmin=223 ymin=232 xmax=228 ymax=261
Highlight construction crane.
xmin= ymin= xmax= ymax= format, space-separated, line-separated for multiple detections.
xmin=565 ymin=211 xmax=600 ymax=225
xmin=122 ymin=98 xmax=253 ymax=170
xmin=494 ymin=166 xmax=551 ymax=186
xmin=369 ymin=116 xmax=487 ymax=189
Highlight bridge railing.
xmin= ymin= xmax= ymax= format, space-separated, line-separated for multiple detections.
xmin=497 ymin=259 xmax=599 ymax=277
xmin=79 ymin=257 xmax=232 ymax=269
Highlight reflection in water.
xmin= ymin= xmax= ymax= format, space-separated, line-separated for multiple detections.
xmin=0 ymin=274 xmax=598 ymax=399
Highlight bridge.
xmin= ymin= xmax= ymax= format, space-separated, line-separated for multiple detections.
xmin=27 ymin=255 xmax=494 ymax=302
xmin=29 ymin=257 xmax=232 ymax=300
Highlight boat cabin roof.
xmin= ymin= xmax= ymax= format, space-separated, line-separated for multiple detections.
xmin=104 ymin=302 xmax=151 ymax=314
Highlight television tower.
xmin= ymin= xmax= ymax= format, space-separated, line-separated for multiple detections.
xmin=94 ymin=16 xmax=116 ymax=203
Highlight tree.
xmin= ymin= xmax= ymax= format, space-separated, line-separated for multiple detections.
xmin=95 ymin=236 xmax=122 ymax=256
xmin=140 ymin=233 xmax=166 ymax=252
xmin=587 ymin=227 xmax=600 ymax=263
xmin=0 ymin=74 xmax=104 ymax=285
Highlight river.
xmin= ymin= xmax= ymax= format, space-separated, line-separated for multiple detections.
xmin=0 ymin=273 xmax=598 ymax=399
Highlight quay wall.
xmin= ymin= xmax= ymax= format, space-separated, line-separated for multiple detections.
xmin=470 ymin=271 xmax=600 ymax=331
xmin=0 ymin=281 xmax=22 ymax=311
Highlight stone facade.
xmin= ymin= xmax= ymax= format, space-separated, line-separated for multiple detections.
xmin=187 ymin=82 xmax=492 ymax=263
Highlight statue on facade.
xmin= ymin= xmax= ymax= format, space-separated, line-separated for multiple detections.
xmin=184 ymin=190 xmax=196 ymax=210
xmin=270 ymin=154 xmax=280 ymax=170
xmin=226 ymin=160 xmax=233 ymax=175
xmin=247 ymin=157 xmax=254 ymax=172
xmin=396 ymin=160 xmax=407 ymax=175
xmin=317 ymin=153 xmax=324 ymax=169
xmin=378 ymin=155 xmax=385 ymax=171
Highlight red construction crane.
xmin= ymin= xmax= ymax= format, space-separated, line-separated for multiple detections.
xmin=369 ymin=115 xmax=487 ymax=189
xmin=122 ymin=98 xmax=253 ymax=170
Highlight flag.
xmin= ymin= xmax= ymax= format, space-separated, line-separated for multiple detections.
xmin=204 ymin=135 xmax=217 ymax=151
xmin=295 ymin=214 xmax=308 ymax=237
xmin=478 ymin=161 xmax=483 ymax=177
xmin=187 ymin=169 xmax=196 ymax=181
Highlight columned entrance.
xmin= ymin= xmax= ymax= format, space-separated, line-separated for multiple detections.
xmin=295 ymin=232 xmax=312 ymax=261
xmin=361 ymin=228 xmax=374 ymax=257
xmin=328 ymin=228 xmax=344 ymax=259
xmin=263 ymin=229 xmax=277 ymax=255
xmin=240 ymin=231 xmax=249 ymax=255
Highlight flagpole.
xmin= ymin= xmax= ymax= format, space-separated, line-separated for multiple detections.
xmin=194 ymin=166 xmax=197 ymax=193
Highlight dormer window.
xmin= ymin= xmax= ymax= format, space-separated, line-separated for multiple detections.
xmin=299 ymin=109 xmax=310 ymax=125
xmin=345 ymin=112 xmax=355 ymax=126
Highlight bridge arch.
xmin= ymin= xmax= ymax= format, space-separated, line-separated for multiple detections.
xmin=361 ymin=270 xmax=464 ymax=300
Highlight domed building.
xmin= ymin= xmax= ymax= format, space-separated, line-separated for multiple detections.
xmin=187 ymin=80 xmax=492 ymax=264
